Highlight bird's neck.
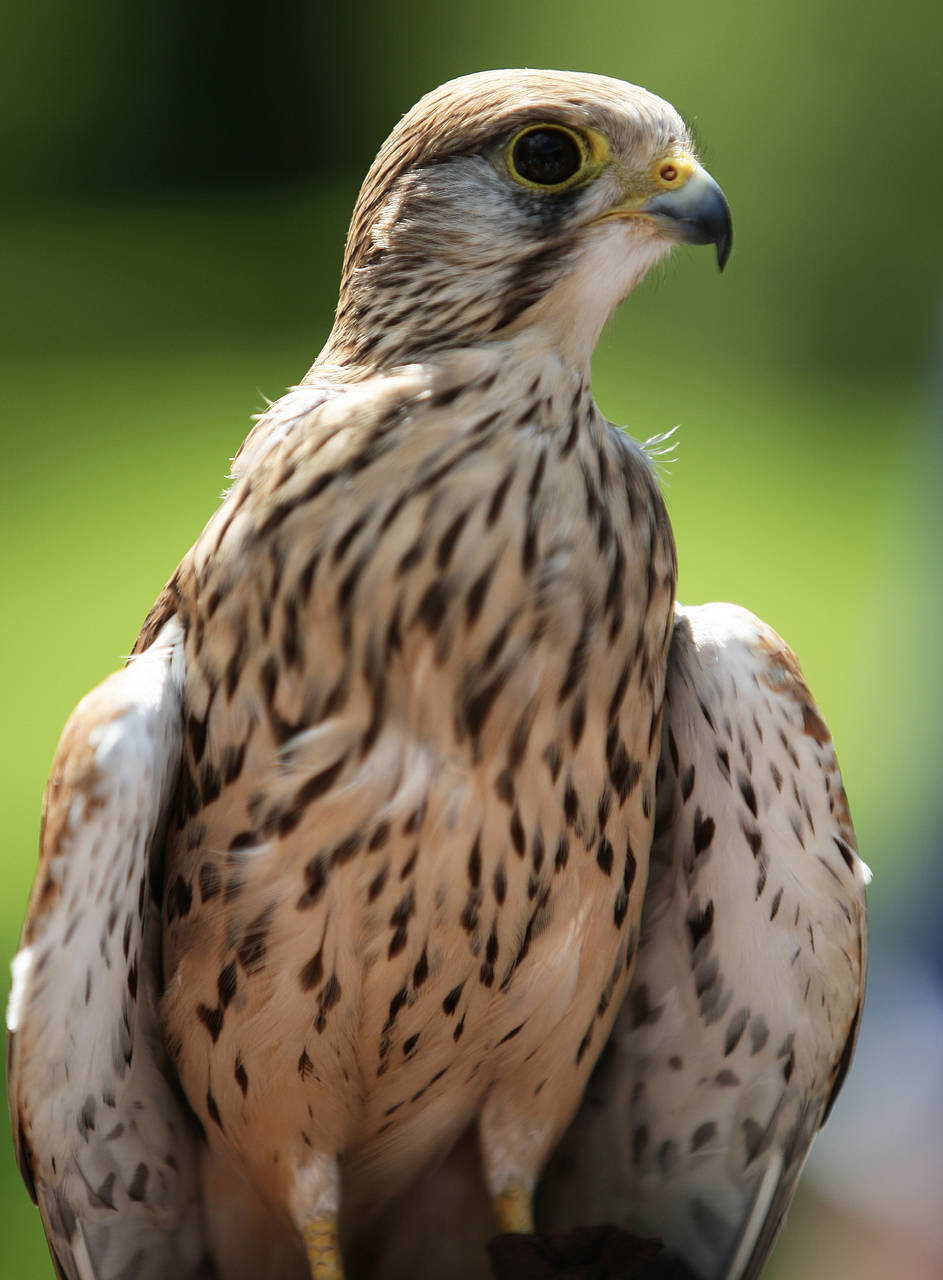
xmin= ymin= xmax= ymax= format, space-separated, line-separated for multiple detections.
xmin=311 ymin=326 xmax=599 ymax=448
xmin=319 ymin=220 xmax=659 ymax=380
xmin=318 ymin=226 xmax=597 ymax=375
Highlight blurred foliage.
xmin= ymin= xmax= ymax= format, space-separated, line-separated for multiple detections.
xmin=1 ymin=0 xmax=941 ymax=1274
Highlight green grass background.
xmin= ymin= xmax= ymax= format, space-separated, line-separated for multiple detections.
xmin=2 ymin=0 xmax=941 ymax=1274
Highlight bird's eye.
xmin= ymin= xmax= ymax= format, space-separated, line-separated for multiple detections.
xmin=507 ymin=125 xmax=586 ymax=190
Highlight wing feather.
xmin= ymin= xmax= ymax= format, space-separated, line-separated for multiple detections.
xmin=7 ymin=618 xmax=214 ymax=1279
xmin=540 ymin=602 xmax=868 ymax=1278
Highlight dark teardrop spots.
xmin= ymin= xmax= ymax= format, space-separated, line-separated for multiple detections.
xmin=743 ymin=825 xmax=763 ymax=857
xmin=197 ymin=1003 xmax=223 ymax=1042
xmin=217 ymin=963 xmax=237 ymax=1008
xmin=170 ymin=876 xmax=193 ymax=920
xmin=686 ymin=900 xmax=714 ymax=952
xmin=297 ymin=855 xmax=328 ymax=911
xmin=436 ymin=510 xmax=469 ymax=570
xmin=668 ymin=727 xmax=680 ymax=774
xmin=187 ymin=714 xmax=207 ymax=764
xmin=486 ymin=466 xmax=515 ymax=527
xmin=498 ymin=1022 xmax=525 ymax=1046
xmin=315 ymin=974 xmax=342 ymax=1033
xmin=221 ymin=742 xmax=246 ymax=785
xmin=681 ymin=764 xmax=695 ymax=802
xmin=238 ymin=904 xmax=274 ymax=974
xmin=443 ymin=983 xmax=464 ymax=1016
xmin=368 ymin=820 xmax=391 ymax=852
xmin=623 ymin=840 xmax=637 ymax=892
xmin=738 ymin=773 xmax=758 ymax=818
xmin=613 ymin=890 xmax=629 ymax=928
xmin=750 ymin=1015 xmax=770 ymax=1055
xmin=465 ymin=559 xmax=497 ymax=627
xmin=570 ymin=694 xmax=586 ymax=748
xmin=691 ymin=1121 xmax=716 ymax=1153
xmin=596 ymin=838 xmax=614 ymax=876
xmin=415 ymin=580 xmax=452 ymax=634
xmin=563 ymin=782 xmax=579 ymax=827
xmin=510 ymin=809 xmax=526 ymax=857
xmin=558 ymin=616 xmax=593 ymax=704
xmin=299 ymin=950 xmax=324 ymax=992
xmin=693 ymin=810 xmax=715 ymax=855
xmin=386 ymin=986 xmax=407 ymax=1031
xmin=200 ymin=762 xmax=221 ymax=806
xmin=576 ymin=1025 xmax=594 ymax=1065
xmin=127 ymin=1162 xmax=149 ymax=1203
xmin=724 ymin=1008 xmax=750 ymax=1057
xmin=468 ymin=836 xmax=482 ymax=887
xmin=290 ymin=755 xmax=348 ymax=821
xmin=833 ymin=835 xmax=856 ymax=872
xmin=367 ymin=863 xmax=389 ymax=904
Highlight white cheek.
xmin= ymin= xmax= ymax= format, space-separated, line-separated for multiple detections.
xmin=526 ymin=221 xmax=673 ymax=365
xmin=580 ymin=221 xmax=672 ymax=312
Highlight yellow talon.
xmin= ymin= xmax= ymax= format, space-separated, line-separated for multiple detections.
xmin=493 ymin=1180 xmax=535 ymax=1234
xmin=303 ymin=1212 xmax=343 ymax=1280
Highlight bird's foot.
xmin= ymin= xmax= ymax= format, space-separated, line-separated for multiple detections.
xmin=493 ymin=1179 xmax=535 ymax=1235
xmin=302 ymin=1212 xmax=343 ymax=1280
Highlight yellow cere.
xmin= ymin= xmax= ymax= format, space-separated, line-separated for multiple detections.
xmin=653 ymin=151 xmax=695 ymax=189
xmin=593 ymin=150 xmax=699 ymax=223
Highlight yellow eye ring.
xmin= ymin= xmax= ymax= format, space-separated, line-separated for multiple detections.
xmin=505 ymin=123 xmax=589 ymax=191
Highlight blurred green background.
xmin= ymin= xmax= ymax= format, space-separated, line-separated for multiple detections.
xmin=3 ymin=0 xmax=942 ymax=1275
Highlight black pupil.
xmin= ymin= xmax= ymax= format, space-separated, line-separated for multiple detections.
xmin=512 ymin=128 xmax=582 ymax=186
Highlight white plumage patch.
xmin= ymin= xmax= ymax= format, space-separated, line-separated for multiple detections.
xmin=7 ymin=946 xmax=36 ymax=1035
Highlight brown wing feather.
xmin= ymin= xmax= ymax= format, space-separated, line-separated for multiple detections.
xmin=539 ymin=602 xmax=868 ymax=1279
xmin=7 ymin=618 xmax=214 ymax=1280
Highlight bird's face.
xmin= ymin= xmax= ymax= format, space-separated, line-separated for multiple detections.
xmin=325 ymin=70 xmax=731 ymax=370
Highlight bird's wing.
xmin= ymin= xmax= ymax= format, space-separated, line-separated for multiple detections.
xmin=7 ymin=617 xmax=213 ymax=1280
xmin=539 ymin=601 xmax=868 ymax=1280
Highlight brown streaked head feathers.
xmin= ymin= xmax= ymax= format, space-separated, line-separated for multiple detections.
xmin=320 ymin=70 xmax=716 ymax=370
xmin=339 ymin=70 xmax=690 ymax=283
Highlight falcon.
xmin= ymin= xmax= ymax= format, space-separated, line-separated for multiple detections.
xmin=5 ymin=69 xmax=863 ymax=1280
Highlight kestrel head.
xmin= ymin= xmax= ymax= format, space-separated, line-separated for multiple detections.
xmin=323 ymin=69 xmax=731 ymax=370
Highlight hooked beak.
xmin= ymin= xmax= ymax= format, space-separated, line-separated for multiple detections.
xmin=640 ymin=162 xmax=733 ymax=271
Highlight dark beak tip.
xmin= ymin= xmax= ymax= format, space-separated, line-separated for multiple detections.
xmin=644 ymin=175 xmax=732 ymax=273
xmin=716 ymin=233 xmax=732 ymax=273
xmin=713 ymin=200 xmax=733 ymax=273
